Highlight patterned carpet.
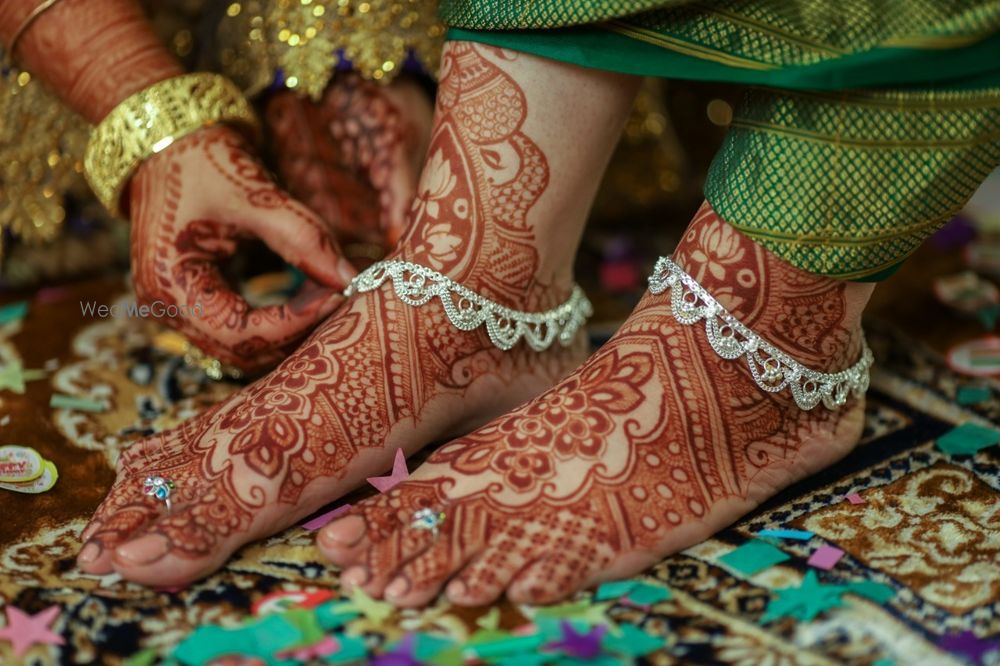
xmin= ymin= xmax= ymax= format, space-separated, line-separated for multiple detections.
xmin=0 ymin=278 xmax=998 ymax=665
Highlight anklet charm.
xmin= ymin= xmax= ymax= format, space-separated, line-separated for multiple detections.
xmin=346 ymin=260 xmax=592 ymax=352
xmin=648 ymin=257 xmax=872 ymax=411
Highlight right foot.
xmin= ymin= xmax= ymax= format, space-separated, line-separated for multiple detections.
xmin=76 ymin=42 xmax=587 ymax=586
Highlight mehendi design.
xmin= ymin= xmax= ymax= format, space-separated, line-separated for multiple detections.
xmin=322 ymin=203 xmax=869 ymax=607
xmin=78 ymin=44 xmax=586 ymax=584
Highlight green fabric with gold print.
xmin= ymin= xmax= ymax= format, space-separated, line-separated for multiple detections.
xmin=439 ymin=0 xmax=1000 ymax=280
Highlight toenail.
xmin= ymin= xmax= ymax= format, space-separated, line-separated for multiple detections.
xmin=385 ymin=577 xmax=410 ymax=599
xmin=446 ymin=579 xmax=467 ymax=599
xmin=77 ymin=543 xmax=101 ymax=565
xmin=320 ymin=515 xmax=366 ymax=547
xmin=115 ymin=534 xmax=170 ymax=566
xmin=341 ymin=566 xmax=370 ymax=588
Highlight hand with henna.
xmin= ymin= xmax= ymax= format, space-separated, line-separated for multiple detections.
xmin=128 ymin=124 xmax=357 ymax=373
xmin=1 ymin=0 xmax=360 ymax=373
xmin=265 ymin=73 xmax=433 ymax=262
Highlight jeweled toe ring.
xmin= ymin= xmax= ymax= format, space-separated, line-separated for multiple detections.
xmin=411 ymin=508 xmax=445 ymax=538
xmin=143 ymin=475 xmax=175 ymax=512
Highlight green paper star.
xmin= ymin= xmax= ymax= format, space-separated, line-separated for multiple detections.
xmin=0 ymin=361 xmax=27 ymax=394
xmin=477 ymin=607 xmax=501 ymax=631
xmin=720 ymin=539 xmax=791 ymax=576
xmin=761 ymin=571 xmax=848 ymax=623
xmin=601 ymin=623 xmax=665 ymax=658
xmin=172 ymin=615 xmax=303 ymax=666
xmin=345 ymin=587 xmax=394 ymax=626
xmin=280 ymin=607 xmax=325 ymax=648
xmin=846 ymin=580 xmax=895 ymax=604
xmin=936 ymin=423 xmax=1000 ymax=456
xmin=314 ymin=600 xmax=361 ymax=630
xmin=593 ymin=580 xmax=637 ymax=601
xmin=0 ymin=301 xmax=28 ymax=326
xmin=625 ymin=582 xmax=671 ymax=606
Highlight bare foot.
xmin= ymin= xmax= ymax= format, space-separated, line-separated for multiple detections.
xmin=319 ymin=203 xmax=872 ymax=607
xmin=75 ymin=43 xmax=589 ymax=586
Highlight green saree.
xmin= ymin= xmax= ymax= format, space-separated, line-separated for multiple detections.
xmin=440 ymin=0 xmax=1000 ymax=279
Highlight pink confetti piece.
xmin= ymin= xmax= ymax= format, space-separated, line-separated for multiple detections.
xmin=0 ymin=605 xmax=65 ymax=656
xmin=301 ymin=504 xmax=352 ymax=530
xmin=846 ymin=493 xmax=865 ymax=504
xmin=807 ymin=545 xmax=845 ymax=570
xmin=367 ymin=448 xmax=409 ymax=493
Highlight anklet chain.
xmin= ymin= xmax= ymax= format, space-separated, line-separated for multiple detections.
xmin=648 ymin=257 xmax=872 ymax=410
xmin=346 ymin=260 xmax=593 ymax=352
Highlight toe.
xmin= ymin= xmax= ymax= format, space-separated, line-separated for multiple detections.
xmin=78 ymin=476 xmax=162 ymax=575
xmin=446 ymin=542 xmax=532 ymax=607
xmin=318 ymin=515 xmax=373 ymax=566
xmin=508 ymin=552 xmax=601 ymax=606
xmin=347 ymin=522 xmax=438 ymax=598
xmin=111 ymin=496 xmax=249 ymax=586
xmin=384 ymin=518 xmax=481 ymax=608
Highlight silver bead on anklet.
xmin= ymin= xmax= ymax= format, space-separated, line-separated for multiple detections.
xmin=345 ymin=260 xmax=592 ymax=352
xmin=648 ymin=257 xmax=872 ymax=411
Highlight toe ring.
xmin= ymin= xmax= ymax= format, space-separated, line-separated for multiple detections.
xmin=411 ymin=508 xmax=445 ymax=538
xmin=143 ymin=475 xmax=175 ymax=512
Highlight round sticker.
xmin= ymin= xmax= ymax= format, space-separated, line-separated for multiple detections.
xmin=946 ymin=335 xmax=1000 ymax=377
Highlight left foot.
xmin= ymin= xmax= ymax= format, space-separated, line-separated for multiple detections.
xmin=319 ymin=203 xmax=873 ymax=607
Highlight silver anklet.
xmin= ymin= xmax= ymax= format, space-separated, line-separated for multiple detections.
xmin=345 ymin=260 xmax=592 ymax=352
xmin=648 ymin=257 xmax=872 ymax=411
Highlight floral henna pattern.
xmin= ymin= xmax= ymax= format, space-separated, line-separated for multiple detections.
xmin=323 ymin=203 xmax=869 ymax=607
xmin=79 ymin=44 xmax=585 ymax=583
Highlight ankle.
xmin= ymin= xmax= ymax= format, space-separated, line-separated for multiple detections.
xmin=394 ymin=234 xmax=575 ymax=312
xmin=672 ymin=202 xmax=867 ymax=373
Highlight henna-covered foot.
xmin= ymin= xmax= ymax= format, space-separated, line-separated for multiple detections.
xmin=320 ymin=202 xmax=873 ymax=607
xmin=76 ymin=42 xmax=636 ymax=586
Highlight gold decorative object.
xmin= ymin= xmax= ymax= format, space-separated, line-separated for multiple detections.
xmin=217 ymin=0 xmax=444 ymax=99
xmin=0 ymin=66 xmax=91 ymax=261
xmin=84 ymin=73 xmax=260 ymax=217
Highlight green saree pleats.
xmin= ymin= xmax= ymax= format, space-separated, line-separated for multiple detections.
xmin=440 ymin=0 xmax=1000 ymax=280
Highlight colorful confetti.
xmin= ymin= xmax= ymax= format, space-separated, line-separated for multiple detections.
xmin=0 ymin=605 xmax=65 ymax=657
xmin=720 ymin=539 xmax=791 ymax=576
xmin=367 ymin=447 xmax=409 ymax=493
xmin=49 ymin=393 xmax=108 ymax=413
xmin=759 ymin=529 xmax=814 ymax=540
xmin=936 ymin=422 xmax=1000 ymax=455
xmin=808 ymin=545 xmax=845 ymax=570
xmin=957 ymin=385 xmax=992 ymax=405
xmin=762 ymin=571 xmax=848 ymax=622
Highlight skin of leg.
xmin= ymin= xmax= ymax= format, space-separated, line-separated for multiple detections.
xmin=76 ymin=43 xmax=640 ymax=586
xmin=320 ymin=202 xmax=875 ymax=607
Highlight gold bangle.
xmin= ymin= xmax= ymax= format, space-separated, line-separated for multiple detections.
xmin=6 ymin=0 xmax=66 ymax=58
xmin=83 ymin=72 xmax=260 ymax=217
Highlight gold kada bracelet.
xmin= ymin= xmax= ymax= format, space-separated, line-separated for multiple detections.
xmin=84 ymin=73 xmax=259 ymax=217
